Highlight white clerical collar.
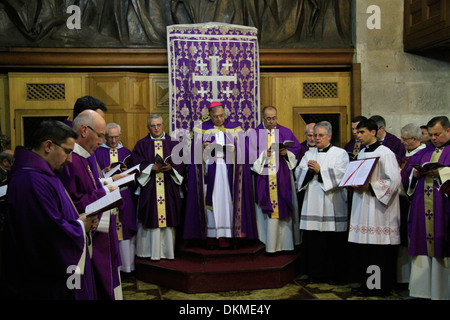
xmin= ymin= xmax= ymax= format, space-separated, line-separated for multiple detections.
xmin=150 ymin=132 xmax=165 ymax=140
xmin=318 ymin=144 xmax=332 ymax=153
xmin=406 ymin=143 xmax=426 ymax=157
xmin=74 ymin=143 xmax=91 ymax=159
xmin=100 ymin=142 xmax=123 ymax=149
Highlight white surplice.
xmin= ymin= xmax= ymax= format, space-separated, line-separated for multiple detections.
xmin=295 ymin=146 xmax=349 ymax=232
xmin=348 ymin=145 xmax=401 ymax=245
xmin=206 ymin=131 xmax=234 ymax=239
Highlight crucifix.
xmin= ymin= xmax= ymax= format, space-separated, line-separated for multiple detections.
xmin=193 ymin=52 xmax=237 ymax=100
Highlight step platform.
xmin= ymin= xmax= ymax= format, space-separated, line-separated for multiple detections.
xmin=135 ymin=240 xmax=301 ymax=293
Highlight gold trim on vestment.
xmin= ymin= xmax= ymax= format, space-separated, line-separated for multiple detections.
xmin=109 ymin=148 xmax=123 ymax=240
xmin=423 ymin=147 xmax=443 ymax=257
xmin=193 ymin=125 xmax=243 ymax=135
xmin=267 ymin=129 xmax=279 ymax=219
xmin=155 ymin=141 xmax=167 ymax=228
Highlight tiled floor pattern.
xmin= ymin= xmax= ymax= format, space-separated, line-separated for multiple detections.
xmin=121 ymin=273 xmax=408 ymax=301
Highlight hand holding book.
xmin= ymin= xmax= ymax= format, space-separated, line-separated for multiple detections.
xmin=339 ymin=157 xmax=379 ymax=187
xmin=85 ymin=189 xmax=123 ymax=217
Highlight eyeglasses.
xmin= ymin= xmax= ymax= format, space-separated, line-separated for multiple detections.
xmin=149 ymin=123 xmax=163 ymax=129
xmin=264 ymin=116 xmax=277 ymax=122
xmin=401 ymin=136 xmax=414 ymax=141
xmin=211 ymin=114 xmax=225 ymax=120
xmin=106 ymin=136 xmax=120 ymax=140
xmin=87 ymin=126 xmax=106 ymax=140
xmin=52 ymin=141 xmax=73 ymax=155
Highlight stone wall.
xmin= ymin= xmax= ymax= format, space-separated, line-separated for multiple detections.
xmin=355 ymin=0 xmax=450 ymax=137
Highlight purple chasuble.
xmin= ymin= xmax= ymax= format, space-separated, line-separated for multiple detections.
xmin=95 ymin=145 xmax=137 ymax=239
xmin=129 ymin=134 xmax=185 ymax=229
xmin=2 ymin=147 xmax=96 ymax=299
xmin=344 ymin=139 xmax=365 ymax=159
xmin=381 ymin=132 xmax=406 ymax=165
xmin=406 ymin=143 xmax=450 ymax=258
xmin=253 ymin=123 xmax=301 ymax=219
xmin=299 ymin=140 xmax=315 ymax=160
xmin=183 ymin=118 xmax=257 ymax=240
xmin=60 ymin=152 xmax=121 ymax=300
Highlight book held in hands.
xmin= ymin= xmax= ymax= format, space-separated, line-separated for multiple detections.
xmin=85 ymin=188 xmax=123 ymax=217
xmin=154 ymin=154 xmax=172 ymax=165
xmin=108 ymin=173 xmax=136 ymax=189
xmin=270 ymin=140 xmax=295 ymax=150
xmin=411 ymin=161 xmax=445 ymax=173
xmin=339 ymin=157 xmax=379 ymax=187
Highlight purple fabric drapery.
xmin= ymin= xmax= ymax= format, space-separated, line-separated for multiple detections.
xmin=167 ymin=22 xmax=260 ymax=132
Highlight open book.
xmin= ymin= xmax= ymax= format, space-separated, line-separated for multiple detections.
xmin=339 ymin=157 xmax=379 ymax=187
xmin=104 ymin=157 xmax=139 ymax=178
xmin=121 ymin=164 xmax=140 ymax=175
xmin=85 ymin=188 xmax=123 ymax=217
xmin=438 ymin=166 xmax=450 ymax=195
xmin=104 ymin=165 xmax=122 ymax=178
xmin=109 ymin=154 xmax=132 ymax=170
xmin=270 ymin=140 xmax=295 ymax=150
xmin=411 ymin=161 xmax=445 ymax=173
xmin=0 ymin=185 xmax=7 ymax=199
xmin=155 ymin=154 xmax=172 ymax=165
xmin=108 ymin=173 xmax=136 ymax=189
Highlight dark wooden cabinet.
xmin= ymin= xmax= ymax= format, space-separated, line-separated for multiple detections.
xmin=404 ymin=0 xmax=450 ymax=61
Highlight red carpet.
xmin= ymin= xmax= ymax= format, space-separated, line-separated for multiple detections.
xmin=135 ymin=240 xmax=301 ymax=293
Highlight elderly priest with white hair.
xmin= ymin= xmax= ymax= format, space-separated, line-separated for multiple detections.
xmin=295 ymin=121 xmax=350 ymax=284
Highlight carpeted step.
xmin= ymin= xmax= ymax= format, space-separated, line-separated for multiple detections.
xmin=135 ymin=241 xmax=301 ymax=293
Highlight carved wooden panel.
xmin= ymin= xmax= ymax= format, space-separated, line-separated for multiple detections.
xmin=404 ymin=0 xmax=450 ymax=55
xmin=149 ymin=74 xmax=170 ymax=135
xmin=87 ymin=72 xmax=150 ymax=149
xmin=88 ymin=73 xmax=149 ymax=113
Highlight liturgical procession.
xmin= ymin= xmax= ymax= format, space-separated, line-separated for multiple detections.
xmin=0 ymin=0 xmax=449 ymax=308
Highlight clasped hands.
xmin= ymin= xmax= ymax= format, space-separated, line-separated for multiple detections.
xmin=413 ymin=168 xmax=439 ymax=179
xmin=151 ymin=162 xmax=172 ymax=173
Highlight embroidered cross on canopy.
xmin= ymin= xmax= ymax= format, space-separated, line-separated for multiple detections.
xmin=167 ymin=22 xmax=260 ymax=133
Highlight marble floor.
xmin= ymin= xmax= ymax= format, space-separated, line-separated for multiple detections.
xmin=121 ymin=273 xmax=410 ymax=301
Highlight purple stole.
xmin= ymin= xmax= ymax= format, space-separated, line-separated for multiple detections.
xmin=408 ymin=143 xmax=450 ymax=258
xmin=254 ymin=123 xmax=301 ymax=219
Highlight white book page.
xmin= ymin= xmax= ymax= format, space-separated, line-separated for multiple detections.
xmin=85 ymin=188 xmax=122 ymax=216
xmin=108 ymin=173 xmax=136 ymax=188
xmin=0 ymin=185 xmax=7 ymax=198
xmin=339 ymin=158 xmax=378 ymax=187
xmin=104 ymin=165 xmax=122 ymax=178
xmin=121 ymin=164 xmax=140 ymax=175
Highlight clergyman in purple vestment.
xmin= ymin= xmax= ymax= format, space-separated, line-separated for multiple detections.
xmin=130 ymin=114 xmax=185 ymax=260
xmin=406 ymin=116 xmax=450 ymax=300
xmin=344 ymin=116 xmax=367 ymax=159
xmin=59 ymin=110 xmax=123 ymax=300
xmin=251 ymin=106 xmax=302 ymax=253
xmin=183 ymin=102 xmax=257 ymax=249
xmin=95 ymin=123 xmax=137 ymax=272
xmin=0 ymin=120 xmax=97 ymax=300
xmin=370 ymin=115 xmax=406 ymax=164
